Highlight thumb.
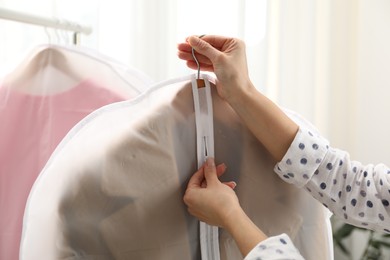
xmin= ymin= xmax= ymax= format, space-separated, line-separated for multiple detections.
xmin=204 ymin=157 xmax=219 ymax=185
xmin=188 ymin=36 xmax=220 ymax=63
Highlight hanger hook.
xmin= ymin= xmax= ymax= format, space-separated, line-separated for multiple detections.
xmin=44 ymin=27 xmax=52 ymax=44
xmin=191 ymin=34 xmax=205 ymax=79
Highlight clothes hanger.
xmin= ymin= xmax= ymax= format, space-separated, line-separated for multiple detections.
xmin=3 ymin=26 xmax=85 ymax=95
xmin=192 ymin=35 xmax=206 ymax=88
xmin=3 ymin=45 xmax=85 ymax=95
xmin=1 ymin=13 xmax=152 ymax=96
xmin=3 ymin=42 xmax=150 ymax=97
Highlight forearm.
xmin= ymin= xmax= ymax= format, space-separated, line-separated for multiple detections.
xmin=224 ymin=208 xmax=268 ymax=257
xmin=275 ymin=127 xmax=390 ymax=232
xmin=228 ymin=83 xmax=299 ymax=162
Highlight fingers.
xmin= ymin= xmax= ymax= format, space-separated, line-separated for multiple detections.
xmin=187 ymin=36 xmax=220 ymax=64
xmin=216 ymin=163 xmax=227 ymax=177
xmin=204 ymin=157 xmax=219 ymax=186
xmin=177 ymin=35 xmax=237 ymax=65
xmin=187 ymin=166 xmax=205 ymax=189
xmin=185 ymin=61 xmax=214 ymax=72
xmin=223 ymin=181 xmax=237 ymax=190
xmin=188 ymin=35 xmax=233 ymax=51
xmin=201 ymin=162 xmax=227 ymax=188
xmin=177 ymin=43 xmax=213 ymax=68
xmin=177 ymin=42 xmax=211 ymax=63
xmin=177 ymin=42 xmax=192 ymax=52
xmin=177 ymin=35 xmax=232 ymax=52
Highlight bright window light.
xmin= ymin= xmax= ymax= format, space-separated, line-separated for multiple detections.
xmin=244 ymin=0 xmax=267 ymax=45
xmin=176 ymin=0 xmax=241 ymax=41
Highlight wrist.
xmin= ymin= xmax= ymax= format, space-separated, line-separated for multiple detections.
xmin=226 ymin=80 xmax=259 ymax=108
xmin=223 ymin=206 xmax=248 ymax=233
xmin=223 ymin=207 xmax=268 ymax=257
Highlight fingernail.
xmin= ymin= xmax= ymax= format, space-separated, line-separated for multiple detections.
xmin=220 ymin=163 xmax=227 ymax=171
xmin=232 ymin=181 xmax=237 ymax=189
xmin=188 ymin=36 xmax=198 ymax=46
xmin=206 ymin=157 xmax=215 ymax=167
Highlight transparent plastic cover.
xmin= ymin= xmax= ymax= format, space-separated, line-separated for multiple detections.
xmin=20 ymin=74 xmax=332 ymax=260
xmin=0 ymin=44 xmax=153 ymax=260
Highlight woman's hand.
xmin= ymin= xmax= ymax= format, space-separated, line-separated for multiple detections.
xmin=183 ymin=157 xmax=268 ymax=257
xmin=179 ymin=35 xmax=299 ymax=162
xmin=177 ymin=35 xmax=255 ymax=104
xmin=183 ymin=157 xmax=239 ymax=228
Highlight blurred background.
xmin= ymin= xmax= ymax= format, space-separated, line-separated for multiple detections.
xmin=1 ymin=0 xmax=390 ymax=259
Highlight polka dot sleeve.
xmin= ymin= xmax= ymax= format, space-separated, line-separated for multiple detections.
xmin=244 ymin=234 xmax=305 ymax=260
xmin=275 ymin=127 xmax=390 ymax=233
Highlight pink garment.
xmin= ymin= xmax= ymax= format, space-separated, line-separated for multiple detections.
xmin=0 ymin=79 xmax=127 ymax=260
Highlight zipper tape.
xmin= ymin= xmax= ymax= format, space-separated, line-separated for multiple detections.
xmin=191 ymin=76 xmax=220 ymax=260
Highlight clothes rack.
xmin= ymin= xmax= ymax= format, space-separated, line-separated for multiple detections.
xmin=0 ymin=7 xmax=92 ymax=44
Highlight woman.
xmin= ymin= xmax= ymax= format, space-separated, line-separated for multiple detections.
xmin=177 ymin=35 xmax=390 ymax=259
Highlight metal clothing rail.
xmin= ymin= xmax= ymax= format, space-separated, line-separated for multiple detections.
xmin=0 ymin=7 xmax=92 ymax=44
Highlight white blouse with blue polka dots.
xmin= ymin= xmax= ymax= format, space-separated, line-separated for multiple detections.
xmin=245 ymin=234 xmax=304 ymax=260
xmin=244 ymin=127 xmax=390 ymax=259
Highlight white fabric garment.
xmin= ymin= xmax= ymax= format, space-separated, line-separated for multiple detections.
xmin=20 ymin=74 xmax=332 ymax=260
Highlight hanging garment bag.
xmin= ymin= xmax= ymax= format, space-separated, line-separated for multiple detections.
xmin=20 ymin=74 xmax=333 ymax=260
xmin=0 ymin=44 xmax=153 ymax=260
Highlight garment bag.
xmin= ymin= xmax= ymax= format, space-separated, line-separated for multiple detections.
xmin=20 ymin=74 xmax=332 ymax=260
xmin=0 ymin=44 xmax=153 ymax=260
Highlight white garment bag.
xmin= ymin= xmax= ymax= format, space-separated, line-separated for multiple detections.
xmin=2 ymin=44 xmax=152 ymax=96
xmin=20 ymin=74 xmax=332 ymax=260
xmin=0 ymin=44 xmax=153 ymax=260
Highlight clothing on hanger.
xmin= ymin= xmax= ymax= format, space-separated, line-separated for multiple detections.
xmin=2 ymin=44 xmax=152 ymax=96
xmin=20 ymin=74 xmax=333 ymax=260
xmin=0 ymin=44 xmax=153 ymax=260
